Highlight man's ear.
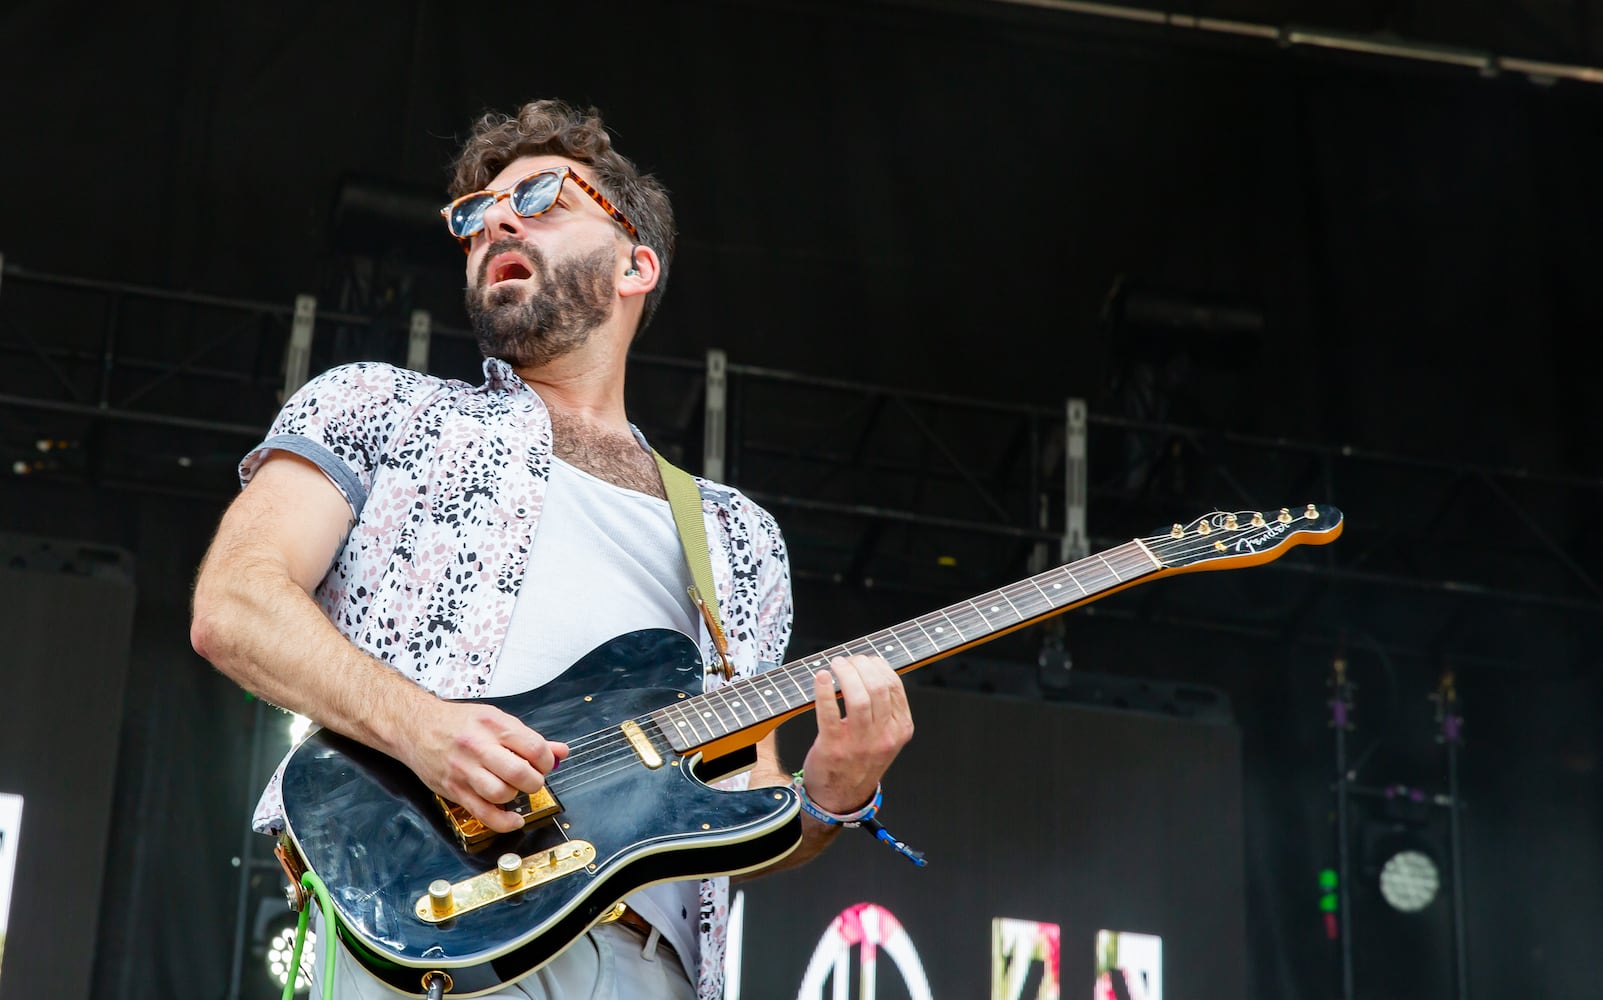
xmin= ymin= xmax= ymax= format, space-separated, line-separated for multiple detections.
xmin=619 ymin=244 xmax=661 ymax=297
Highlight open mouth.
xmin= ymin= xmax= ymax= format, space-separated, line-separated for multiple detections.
xmin=488 ymin=252 xmax=535 ymax=286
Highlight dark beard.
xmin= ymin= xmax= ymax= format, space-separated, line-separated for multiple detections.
xmin=464 ymin=239 xmax=616 ymax=368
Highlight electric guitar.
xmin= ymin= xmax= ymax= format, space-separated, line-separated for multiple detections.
xmin=278 ymin=504 xmax=1343 ymax=996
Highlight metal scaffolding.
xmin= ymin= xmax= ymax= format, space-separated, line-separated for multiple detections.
xmin=2 ymin=254 xmax=1600 ymax=678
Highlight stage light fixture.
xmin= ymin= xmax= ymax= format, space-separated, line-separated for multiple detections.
xmin=1377 ymin=849 xmax=1440 ymax=913
xmin=265 ymin=924 xmax=315 ymax=993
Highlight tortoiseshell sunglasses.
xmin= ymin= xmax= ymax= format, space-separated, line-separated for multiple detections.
xmin=440 ymin=165 xmax=638 ymax=249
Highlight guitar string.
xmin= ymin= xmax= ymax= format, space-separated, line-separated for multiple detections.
xmin=536 ymin=548 xmax=1171 ymax=795
xmin=550 ymin=543 xmax=1161 ymax=785
xmin=583 ymin=524 xmax=1306 ymax=747
xmin=517 ymin=516 xmax=1330 ymax=801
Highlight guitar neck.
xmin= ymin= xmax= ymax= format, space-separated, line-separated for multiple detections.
xmin=651 ymin=539 xmax=1164 ymax=754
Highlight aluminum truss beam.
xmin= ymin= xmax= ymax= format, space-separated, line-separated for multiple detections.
xmin=2 ymin=257 xmax=1600 ymax=674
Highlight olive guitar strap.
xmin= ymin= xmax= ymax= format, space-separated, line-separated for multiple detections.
xmin=651 ymin=449 xmax=733 ymax=680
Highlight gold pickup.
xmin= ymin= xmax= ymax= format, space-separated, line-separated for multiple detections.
xmin=620 ymin=720 xmax=663 ymax=768
xmin=438 ymin=785 xmax=564 ymax=852
xmin=414 ymin=841 xmax=596 ymax=923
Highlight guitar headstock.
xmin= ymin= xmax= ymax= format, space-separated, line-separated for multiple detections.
xmin=1141 ymin=504 xmax=1344 ymax=572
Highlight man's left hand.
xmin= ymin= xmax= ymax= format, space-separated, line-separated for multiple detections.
xmin=799 ymin=654 xmax=914 ymax=815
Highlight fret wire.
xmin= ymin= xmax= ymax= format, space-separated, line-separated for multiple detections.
xmin=994 ymin=586 xmax=1024 ymax=618
xmin=720 ymin=687 xmax=748 ymax=730
xmin=661 ymin=701 xmax=709 ymax=747
xmin=748 ymin=673 xmax=782 ymax=716
xmin=1108 ymin=543 xmax=1152 ymax=572
xmin=1002 ymin=579 xmax=1046 ymax=614
xmin=964 ymin=599 xmax=990 ymax=628
xmin=970 ymin=596 xmax=1018 ymax=626
xmin=1082 ymin=561 xmax=1118 ymax=586
xmin=781 ymin=664 xmax=814 ymax=707
xmin=895 ymin=622 xmax=938 ymax=660
xmin=864 ymin=630 xmax=911 ymax=666
xmin=857 ymin=632 xmax=889 ymax=661
xmin=682 ymin=697 xmax=718 ymax=742
xmin=711 ymin=683 xmax=757 ymax=729
xmin=653 ymin=702 xmax=680 ymax=739
xmin=1096 ymin=552 xmax=1124 ymax=581
xmin=956 ymin=604 xmax=989 ymax=630
xmin=1025 ymin=575 xmax=1057 ymax=607
xmin=1068 ymin=564 xmax=1119 ymax=596
xmin=872 ymin=628 xmax=910 ymax=666
xmin=934 ymin=607 xmax=967 ymax=641
xmin=909 ymin=615 xmax=943 ymax=652
xmin=692 ymin=690 xmax=732 ymax=737
xmin=839 ymin=639 xmax=875 ymax=660
xmin=1125 ymin=540 xmax=1163 ymax=570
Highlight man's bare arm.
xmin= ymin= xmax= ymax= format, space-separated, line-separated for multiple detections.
xmin=189 ymin=453 xmax=564 ymax=832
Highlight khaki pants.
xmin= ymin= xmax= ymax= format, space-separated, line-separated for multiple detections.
xmin=309 ymin=917 xmax=696 ymax=1000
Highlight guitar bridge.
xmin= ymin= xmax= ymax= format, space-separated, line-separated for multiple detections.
xmin=438 ymin=785 xmax=563 ymax=852
xmin=414 ymin=841 xmax=597 ymax=923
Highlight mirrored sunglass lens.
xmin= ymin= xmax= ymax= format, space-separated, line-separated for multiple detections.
xmin=450 ymin=195 xmax=495 ymax=237
xmin=510 ymin=172 xmax=563 ymax=218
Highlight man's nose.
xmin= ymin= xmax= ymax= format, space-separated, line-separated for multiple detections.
xmin=478 ymin=193 xmax=527 ymax=240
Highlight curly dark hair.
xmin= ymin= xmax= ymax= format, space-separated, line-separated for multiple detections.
xmin=449 ymin=99 xmax=676 ymax=335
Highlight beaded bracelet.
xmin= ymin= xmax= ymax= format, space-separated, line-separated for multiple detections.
xmin=791 ymin=771 xmax=928 ymax=867
xmin=790 ymin=772 xmax=882 ymax=827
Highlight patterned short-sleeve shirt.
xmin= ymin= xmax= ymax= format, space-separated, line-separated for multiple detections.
xmin=240 ymin=357 xmax=793 ymax=1000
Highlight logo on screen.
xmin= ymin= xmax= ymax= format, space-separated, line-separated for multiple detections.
xmin=1094 ymin=929 xmax=1162 ymax=1000
xmin=795 ymin=902 xmax=934 ymax=1000
xmin=993 ymin=917 xmax=1061 ymax=999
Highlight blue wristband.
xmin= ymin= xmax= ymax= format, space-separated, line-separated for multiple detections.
xmin=791 ymin=774 xmax=882 ymax=827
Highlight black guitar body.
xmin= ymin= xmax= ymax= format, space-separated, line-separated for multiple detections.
xmin=280 ymin=629 xmax=802 ymax=996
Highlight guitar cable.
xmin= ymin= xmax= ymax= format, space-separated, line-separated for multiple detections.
xmin=281 ymin=869 xmax=338 ymax=1000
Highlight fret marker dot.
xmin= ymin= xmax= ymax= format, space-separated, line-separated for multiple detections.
xmin=1053 ymin=583 xmax=1062 ymax=589
xmin=935 ymin=626 xmax=944 ymax=633
xmin=991 ymin=605 xmax=1001 ymax=612
xmin=883 ymin=644 xmax=894 ymax=652
xmin=702 ymin=711 xmax=713 ymax=718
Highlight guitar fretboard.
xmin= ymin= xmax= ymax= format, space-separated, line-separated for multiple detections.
xmin=649 ymin=538 xmax=1163 ymax=752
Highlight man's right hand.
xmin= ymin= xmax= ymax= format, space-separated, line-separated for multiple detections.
xmin=191 ymin=452 xmax=568 ymax=835
xmin=400 ymin=700 xmax=570 ymax=833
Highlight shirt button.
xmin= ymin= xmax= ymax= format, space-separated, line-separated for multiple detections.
xmin=515 ymin=506 xmax=528 ymax=518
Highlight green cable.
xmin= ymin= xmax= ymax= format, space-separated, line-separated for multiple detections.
xmin=280 ymin=870 xmax=338 ymax=1000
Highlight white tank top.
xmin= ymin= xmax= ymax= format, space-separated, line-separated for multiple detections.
xmin=488 ymin=455 xmax=702 ymax=976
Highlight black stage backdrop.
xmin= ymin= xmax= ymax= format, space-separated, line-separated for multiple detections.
xmin=743 ymin=684 xmax=1246 ymax=999
xmin=1 ymin=1 xmax=1601 ymax=998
